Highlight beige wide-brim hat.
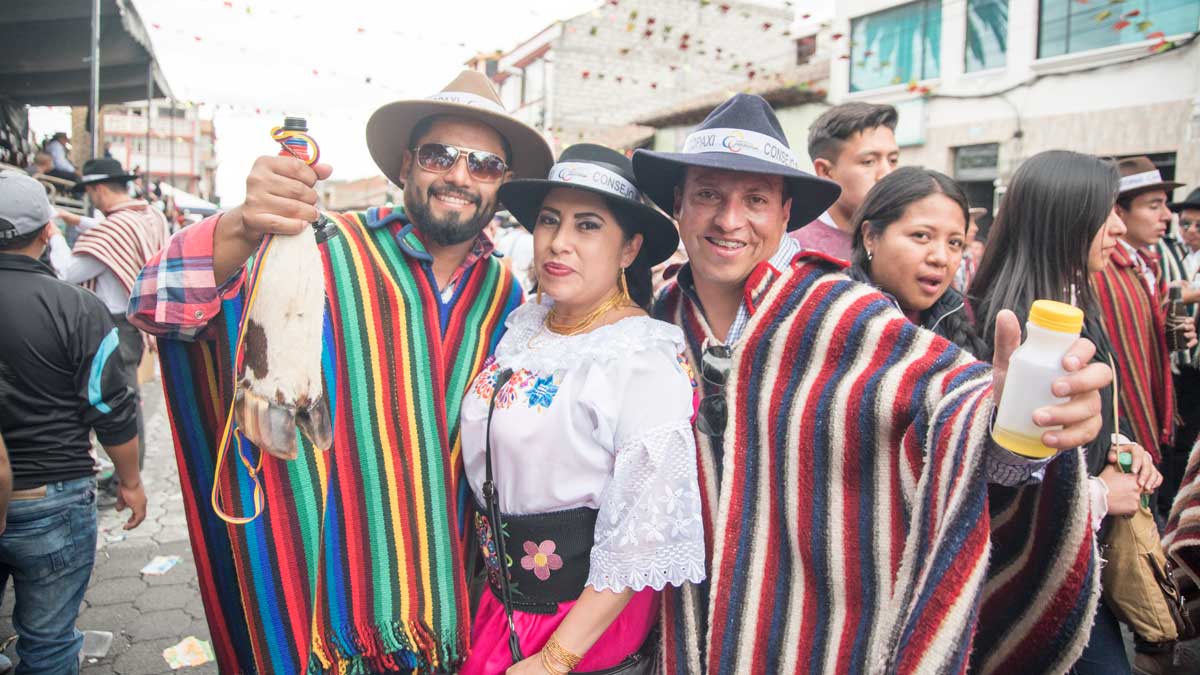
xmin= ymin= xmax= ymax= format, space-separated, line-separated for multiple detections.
xmin=366 ymin=70 xmax=553 ymax=185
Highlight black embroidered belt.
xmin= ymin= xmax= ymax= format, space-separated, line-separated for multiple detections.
xmin=474 ymin=503 xmax=598 ymax=614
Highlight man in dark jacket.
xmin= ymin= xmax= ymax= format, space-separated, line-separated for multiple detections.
xmin=0 ymin=170 xmax=146 ymax=674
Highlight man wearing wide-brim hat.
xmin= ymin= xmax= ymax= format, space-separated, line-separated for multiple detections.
xmin=1095 ymin=157 xmax=1191 ymax=471
xmin=635 ymin=93 xmax=1112 ymax=673
xmin=1170 ymin=186 xmax=1200 ymax=278
xmin=126 ymin=71 xmax=552 ymax=673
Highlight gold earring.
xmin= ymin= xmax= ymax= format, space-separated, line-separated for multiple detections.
xmin=536 ymin=275 xmax=543 ymax=305
xmin=617 ymin=267 xmax=631 ymax=303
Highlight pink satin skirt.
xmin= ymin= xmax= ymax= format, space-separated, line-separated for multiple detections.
xmin=459 ymin=588 xmax=658 ymax=674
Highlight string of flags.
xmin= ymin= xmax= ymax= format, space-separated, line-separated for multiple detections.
xmin=564 ymin=0 xmax=813 ymax=90
xmin=144 ymin=0 xmax=820 ymax=98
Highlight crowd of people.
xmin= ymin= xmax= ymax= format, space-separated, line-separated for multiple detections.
xmin=1 ymin=67 xmax=1199 ymax=675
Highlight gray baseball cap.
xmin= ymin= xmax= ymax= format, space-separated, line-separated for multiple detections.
xmin=0 ymin=170 xmax=53 ymax=242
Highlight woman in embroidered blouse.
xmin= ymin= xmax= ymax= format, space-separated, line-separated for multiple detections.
xmin=459 ymin=144 xmax=705 ymax=674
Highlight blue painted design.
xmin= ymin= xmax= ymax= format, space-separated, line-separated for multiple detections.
xmin=88 ymin=328 xmax=120 ymax=413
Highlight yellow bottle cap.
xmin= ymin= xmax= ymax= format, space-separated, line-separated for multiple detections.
xmin=1028 ymin=299 xmax=1084 ymax=334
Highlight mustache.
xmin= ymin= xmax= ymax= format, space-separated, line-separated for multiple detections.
xmin=428 ymin=185 xmax=481 ymax=205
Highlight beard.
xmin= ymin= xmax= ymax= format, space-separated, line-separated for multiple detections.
xmin=404 ymin=181 xmax=497 ymax=247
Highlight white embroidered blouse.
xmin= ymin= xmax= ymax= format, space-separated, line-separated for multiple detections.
xmin=460 ymin=301 xmax=707 ymax=594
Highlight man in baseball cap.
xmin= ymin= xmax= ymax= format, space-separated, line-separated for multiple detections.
xmin=0 ymin=170 xmax=146 ymax=672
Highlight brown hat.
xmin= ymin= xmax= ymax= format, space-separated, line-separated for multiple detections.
xmin=1117 ymin=156 xmax=1182 ymax=196
xmin=366 ymin=70 xmax=553 ymax=185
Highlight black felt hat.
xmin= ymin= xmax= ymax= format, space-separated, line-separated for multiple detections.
xmin=76 ymin=157 xmax=137 ymax=186
xmin=1169 ymin=187 xmax=1200 ymax=213
xmin=632 ymin=93 xmax=841 ymax=231
xmin=499 ymin=143 xmax=680 ymax=267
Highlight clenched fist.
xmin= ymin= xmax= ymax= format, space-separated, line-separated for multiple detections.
xmin=239 ymin=156 xmax=334 ymax=241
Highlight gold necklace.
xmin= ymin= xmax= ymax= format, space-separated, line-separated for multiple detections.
xmin=544 ymin=292 xmax=629 ymax=336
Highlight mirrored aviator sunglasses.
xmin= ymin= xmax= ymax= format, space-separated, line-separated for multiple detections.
xmin=413 ymin=142 xmax=508 ymax=182
xmin=695 ymin=344 xmax=732 ymax=437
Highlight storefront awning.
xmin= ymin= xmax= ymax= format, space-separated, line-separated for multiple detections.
xmin=0 ymin=0 xmax=172 ymax=106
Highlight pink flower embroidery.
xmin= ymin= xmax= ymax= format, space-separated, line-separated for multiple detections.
xmin=520 ymin=540 xmax=563 ymax=581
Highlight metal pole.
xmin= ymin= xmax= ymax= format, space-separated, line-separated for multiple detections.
xmin=169 ymin=96 xmax=175 ymax=194
xmin=145 ymin=60 xmax=152 ymax=187
xmin=90 ymin=0 xmax=101 ymax=158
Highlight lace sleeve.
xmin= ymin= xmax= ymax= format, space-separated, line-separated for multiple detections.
xmin=586 ymin=420 xmax=707 ymax=593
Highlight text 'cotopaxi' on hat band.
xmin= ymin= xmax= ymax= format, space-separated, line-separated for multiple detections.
xmin=681 ymin=127 xmax=801 ymax=170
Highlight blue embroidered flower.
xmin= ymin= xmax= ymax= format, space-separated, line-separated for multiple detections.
xmin=526 ymin=375 xmax=559 ymax=409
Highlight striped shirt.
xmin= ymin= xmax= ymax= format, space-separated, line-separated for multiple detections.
xmin=1153 ymin=235 xmax=1198 ymax=368
xmin=1092 ymin=243 xmax=1175 ymax=459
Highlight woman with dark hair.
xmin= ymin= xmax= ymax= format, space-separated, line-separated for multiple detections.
xmin=848 ymin=166 xmax=988 ymax=355
xmin=458 ymin=145 xmax=704 ymax=674
xmin=970 ymin=150 xmax=1161 ymax=674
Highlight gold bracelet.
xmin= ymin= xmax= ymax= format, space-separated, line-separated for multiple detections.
xmin=540 ymin=648 xmax=570 ymax=675
xmin=543 ymin=635 xmax=584 ymax=671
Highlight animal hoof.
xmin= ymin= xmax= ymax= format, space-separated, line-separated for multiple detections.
xmin=297 ymin=394 xmax=333 ymax=451
xmin=233 ymin=387 xmax=299 ymax=460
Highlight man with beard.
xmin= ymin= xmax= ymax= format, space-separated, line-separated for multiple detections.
xmin=126 ymin=72 xmax=552 ymax=674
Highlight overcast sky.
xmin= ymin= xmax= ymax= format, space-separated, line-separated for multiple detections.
xmin=28 ymin=0 xmax=815 ymax=205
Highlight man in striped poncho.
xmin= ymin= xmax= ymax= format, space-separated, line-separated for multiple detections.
xmin=128 ymin=72 xmax=553 ymax=673
xmin=632 ymin=94 xmax=1112 ymax=674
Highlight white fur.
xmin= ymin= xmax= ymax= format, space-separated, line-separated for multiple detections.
xmin=246 ymin=232 xmax=326 ymax=405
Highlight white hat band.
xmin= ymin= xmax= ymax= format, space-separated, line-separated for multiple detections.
xmin=81 ymin=173 xmax=120 ymax=182
xmin=682 ymin=127 xmax=800 ymax=170
xmin=427 ymin=91 xmax=507 ymax=115
xmin=548 ymin=162 xmax=640 ymax=201
xmin=1120 ymin=169 xmax=1166 ymax=192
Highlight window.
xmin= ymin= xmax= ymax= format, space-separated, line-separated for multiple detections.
xmin=966 ymin=0 xmax=1008 ymax=71
xmin=1039 ymin=0 xmax=1200 ymax=58
xmin=850 ymin=0 xmax=942 ymax=92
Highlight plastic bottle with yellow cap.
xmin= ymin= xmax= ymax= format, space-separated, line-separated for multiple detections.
xmin=991 ymin=300 xmax=1085 ymax=459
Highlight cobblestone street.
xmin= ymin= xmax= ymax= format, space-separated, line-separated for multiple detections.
xmin=0 ymin=373 xmax=216 ymax=674
xmin=1 ymin=377 xmax=1200 ymax=674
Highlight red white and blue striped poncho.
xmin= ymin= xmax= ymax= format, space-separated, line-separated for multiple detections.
xmin=653 ymin=252 xmax=1099 ymax=675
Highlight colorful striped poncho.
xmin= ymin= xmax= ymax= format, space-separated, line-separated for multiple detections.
xmin=156 ymin=207 xmax=521 ymax=674
xmin=653 ymin=253 xmax=1098 ymax=674
xmin=1092 ymin=244 xmax=1174 ymax=460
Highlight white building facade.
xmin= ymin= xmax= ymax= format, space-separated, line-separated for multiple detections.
xmin=825 ymin=0 xmax=1200 ymax=213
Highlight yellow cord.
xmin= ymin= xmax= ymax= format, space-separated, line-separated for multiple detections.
xmin=210 ymin=235 xmax=275 ymax=525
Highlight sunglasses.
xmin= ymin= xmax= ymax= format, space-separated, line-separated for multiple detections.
xmin=695 ymin=343 xmax=733 ymax=437
xmin=412 ymin=143 xmax=508 ymax=183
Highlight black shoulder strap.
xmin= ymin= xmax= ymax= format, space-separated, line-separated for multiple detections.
xmin=481 ymin=368 xmax=524 ymax=663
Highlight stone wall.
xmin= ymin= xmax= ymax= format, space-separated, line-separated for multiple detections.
xmin=548 ymin=0 xmax=796 ymax=133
